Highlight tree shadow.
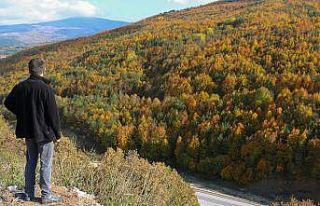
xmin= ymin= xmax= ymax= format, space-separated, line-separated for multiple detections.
xmin=61 ymin=125 xmax=106 ymax=155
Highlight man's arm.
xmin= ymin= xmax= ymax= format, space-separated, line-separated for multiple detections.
xmin=45 ymin=88 xmax=62 ymax=140
xmin=4 ymin=85 xmax=18 ymax=115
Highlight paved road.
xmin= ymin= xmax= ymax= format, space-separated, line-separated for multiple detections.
xmin=194 ymin=187 xmax=265 ymax=206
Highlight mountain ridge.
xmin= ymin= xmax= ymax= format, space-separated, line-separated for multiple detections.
xmin=0 ymin=17 xmax=129 ymax=57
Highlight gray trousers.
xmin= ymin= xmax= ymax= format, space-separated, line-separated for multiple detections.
xmin=25 ymin=139 xmax=54 ymax=198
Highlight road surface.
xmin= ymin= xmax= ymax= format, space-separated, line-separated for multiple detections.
xmin=194 ymin=187 xmax=265 ymax=206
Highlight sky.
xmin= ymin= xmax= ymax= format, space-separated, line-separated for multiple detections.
xmin=0 ymin=0 xmax=217 ymax=25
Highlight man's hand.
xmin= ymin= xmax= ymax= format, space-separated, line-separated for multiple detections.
xmin=55 ymin=133 xmax=63 ymax=144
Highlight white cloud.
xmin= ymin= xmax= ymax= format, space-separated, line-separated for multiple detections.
xmin=170 ymin=0 xmax=188 ymax=4
xmin=0 ymin=0 xmax=98 ymax=25
xmin=169 ymin=0 xmax=216 ymax=5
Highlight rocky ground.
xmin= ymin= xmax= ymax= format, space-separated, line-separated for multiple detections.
xmin=0 ymin=185 xmax=101 ymax=206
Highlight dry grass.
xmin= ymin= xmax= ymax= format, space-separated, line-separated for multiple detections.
xmin=272 ymin=198 xmax=318 ymax=206
xmin=53 ymin=138 xmax=198 ymax=206
xmin=0 ymin=115 xmax=199 ymax=205
xmin=0 ymin=115 xmax=25 ymax=188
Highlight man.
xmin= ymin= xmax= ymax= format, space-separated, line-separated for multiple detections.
xmin=4 ymin=58 xmax=63 ymax=204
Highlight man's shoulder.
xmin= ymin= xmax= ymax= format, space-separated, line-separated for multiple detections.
xmin=21 ymin=78 xmax=53 ymax=92
xmin=14 ymin=79 xmax=27 ymax=90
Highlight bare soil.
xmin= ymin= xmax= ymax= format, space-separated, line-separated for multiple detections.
xmin=0 ymin=185 xmax=101 ymax=206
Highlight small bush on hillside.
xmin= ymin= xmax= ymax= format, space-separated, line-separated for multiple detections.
xmin=54 ymin=139 xmax=198 ymax=206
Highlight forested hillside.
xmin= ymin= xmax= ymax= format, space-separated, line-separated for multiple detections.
xmin=1 ymin=0 xmax=320 ymax=185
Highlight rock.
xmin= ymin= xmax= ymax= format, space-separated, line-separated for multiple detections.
xmin=0 ymin=194 xmax=7 ymax=203
xmin=89 ymin=161 xmax=101 ymax=168
xmin=72 ymin=187 xmax=103 ymax=205
xmin=72 ymin=187 xmax=95 ymax=199
xmin=7 ymin=185 xmax=18 ymax=193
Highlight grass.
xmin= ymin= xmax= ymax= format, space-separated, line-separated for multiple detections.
xmin=272 ymin=198 xmax=317 ymax=206
xmin=0 ymin=114 xmax=199 ymax=205
xmin=0 ymin=115 xmax=25 ymax=189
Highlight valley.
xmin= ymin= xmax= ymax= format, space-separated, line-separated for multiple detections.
xmin=1 ymin=0 xmax=320 ymax=204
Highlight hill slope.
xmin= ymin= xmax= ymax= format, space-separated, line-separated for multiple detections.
xmin=0 ymin=114 xmax=198 ymax=205
xmin=0 ymin=0 xmax=320 ymax=198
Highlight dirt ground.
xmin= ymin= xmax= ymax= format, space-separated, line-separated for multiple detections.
xmin=0 ymin=185 xmax=101 ymax=206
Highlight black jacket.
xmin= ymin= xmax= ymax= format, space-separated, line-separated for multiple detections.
xmin=4 ymin=74 xmax=61 ymax=143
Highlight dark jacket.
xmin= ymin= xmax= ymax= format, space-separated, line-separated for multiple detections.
xmin=4 ymin=74 xmax=61 ymax=143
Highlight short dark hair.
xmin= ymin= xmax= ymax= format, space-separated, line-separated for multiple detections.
xmin=28 ymin=58 xmax=45 ymax=75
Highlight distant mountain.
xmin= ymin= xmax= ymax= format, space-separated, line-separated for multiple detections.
xmin=0 ymin=17 xmax=129 ymax=56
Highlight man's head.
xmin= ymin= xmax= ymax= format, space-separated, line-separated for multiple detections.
xmin=29 ymin=58 xmax=46 ymax=76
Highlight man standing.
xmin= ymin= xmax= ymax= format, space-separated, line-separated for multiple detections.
xmin=4 ymin=58 xmax=63 ymax=204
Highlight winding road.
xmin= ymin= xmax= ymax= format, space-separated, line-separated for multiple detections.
xmin=193 ymin=187 xmax=266 ymax=206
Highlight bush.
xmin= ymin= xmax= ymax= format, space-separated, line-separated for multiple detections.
xmin=272 ymin=198 xmax=316 ymax=206
xmin=54 ymin=140 xmax=198 ymax=206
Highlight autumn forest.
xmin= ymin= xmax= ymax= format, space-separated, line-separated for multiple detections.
xmin=1 ymin=0 xmax=320 ymax=186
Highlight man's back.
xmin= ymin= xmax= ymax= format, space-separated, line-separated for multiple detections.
xmin=4 ymin=74 xmax=61 ymax=143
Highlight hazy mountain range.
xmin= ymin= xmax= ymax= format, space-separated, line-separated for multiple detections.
xmin=0 ymin=17 xmax=128 ymax=57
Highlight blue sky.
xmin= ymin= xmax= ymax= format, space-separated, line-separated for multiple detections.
xmin=0 ymin=0 xmax=216 ymax=25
